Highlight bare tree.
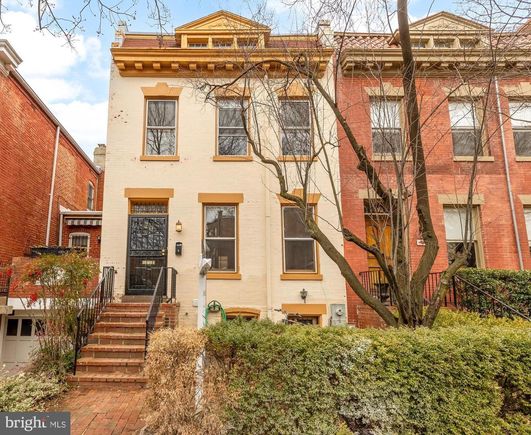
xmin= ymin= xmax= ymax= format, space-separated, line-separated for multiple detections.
xmin=198 ymin=0 xmax=529 ymax=327
xmin=0 ymin=0 xmax=170 ymax=45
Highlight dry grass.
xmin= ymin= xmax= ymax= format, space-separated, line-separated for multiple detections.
xmin=144 ymin=328 xmax=229 ymax=434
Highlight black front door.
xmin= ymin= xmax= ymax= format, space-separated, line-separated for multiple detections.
xmin=127 ymin=215 xmax=168 ymax=295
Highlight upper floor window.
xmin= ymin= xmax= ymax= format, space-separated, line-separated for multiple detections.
xmin=69 ymin=233 xmax=90 ymax=254
xmin=509 ymin=101 xmax=531 ymax=157
xmin=443 ymin=206 xmax=481 ymax=267
xmin=217 ymin=100 xmax=248 ymax=156
xmin=433 ymin=38 xmax=454 ymax=48
xmin=280 ymin=100 xmax=312 ymax=156
xmin=370 ymin=99 xmax=402 ymax=156
xmin=449 ymin=101 xmax=482 ymax=156
xmin=188 ymin=39 xmax=208 ymax=48
xmin=204 ymin=205 xmax=237 ymax=272
xmin=145 ymin=100 xmax=177 ymax=156
xmin=282 ymin=206 xmax=316 ymax=273
xmin=213 ymin=39 xmax=232 ymax=49
xmin=87 ymin=182 xmax=94 ymax=210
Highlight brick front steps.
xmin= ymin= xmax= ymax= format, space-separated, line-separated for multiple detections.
xmin=68 ymin=301 xmax=178 ymax=388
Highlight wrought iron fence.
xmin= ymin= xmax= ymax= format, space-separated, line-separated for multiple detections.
xmin=453 ymin=275 xmax=530 ymax=321
xmin=359 ymin=270 xmax=456 ymax=307
xmin=359 ymin=270 xmax=529 ymax=321
xmin=73 ymin=266 xmax=115 ymax=374
xmin=0 ymin=263 xmax=11 ymax=298
xmin=144 ymin=267 xmax=177 ymax=358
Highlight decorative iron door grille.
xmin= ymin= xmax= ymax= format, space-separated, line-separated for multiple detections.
xmin=127 ymin=215 xmax=168 ymax=295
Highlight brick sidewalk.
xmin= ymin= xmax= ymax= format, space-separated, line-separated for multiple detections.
xmin=50 ymin=386 xmax=148 ymax=434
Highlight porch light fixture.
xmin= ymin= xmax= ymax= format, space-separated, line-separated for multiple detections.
xmin=300 ymin=288 xmax=308 ymax=303
xmin=175 ymin=220 xmax=183 ymax=232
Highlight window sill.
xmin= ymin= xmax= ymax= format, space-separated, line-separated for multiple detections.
xmin=372 ymin=154 xmax=402 ymax=161
xmin=515 ymin=156 xmax=531 ymax=162
xmin=280 ymin=273 xmax=323 ymax=281
xmin=277 ymin=155 xmax=316 ymax=162
xmin=453 ymin=156 xmax=494 ymax=162
xmin=140 ymin=155 xmax=180 ymax=161
xmin=213 ymin=155 xmax=253 ymax=162
xmin=207 ymin=272 xmax=241 ymax=280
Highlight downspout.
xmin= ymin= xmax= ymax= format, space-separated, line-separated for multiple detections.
xmin=45 ymin=126 xmax=60 ymax=246
xmin=494 ymin=76 xmax=524 ymax=270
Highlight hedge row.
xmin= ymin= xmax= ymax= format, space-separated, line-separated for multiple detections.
xmin=201 ymin=313 xmax=530 ymax=434
xmin=456 ymin=268 xmax=531 ymax=317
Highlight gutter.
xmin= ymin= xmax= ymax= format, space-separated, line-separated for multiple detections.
xmin=494 ymin=76 xmax=524 ymax=270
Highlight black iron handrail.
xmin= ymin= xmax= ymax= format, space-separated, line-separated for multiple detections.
xmin=144 ymin=267 xmax=177 ymax=358
xmin=359 ymin=270 xmax=455 ymax=307
xmin=453 ymin=275 xmax=530 ymax=321
xmin=73 ymin=266 xmax=115 ymax=374
xmin=359 ymin=269 xmax=529 ymax=321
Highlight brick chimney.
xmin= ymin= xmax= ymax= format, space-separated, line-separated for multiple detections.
xmin=93 ymin=143 xmax=106 ymax=170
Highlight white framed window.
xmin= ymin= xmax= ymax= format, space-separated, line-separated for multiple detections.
xmin=370 ymin=99 xmax=402 ymax=155
xmin=213 ymin=39 xmax=232 ymax=49
xmin=204 ymin=205 xmax=237 ymax=272
xmin=145 ymin=100 xmax=177 ymax=156
xmin=217 ymin=100 xmax=248 ymax=156
xmin=282 ymin=206 xmax=316 ymax=273
xmin=509 ymin=101 xmax=531 ymax=157
xmin=443 ymin=206 xmax=481 ymax=267
xmin=449 ymin=101 xmax=482 ymax=156
xmin=524 ymin=207 xmax=531 ymax=254
xmin=188 ymin=40 xmax=208 ymax=48
xmin=87 ymin=182 xmax=95 ymax=210
xmin=69 ymin=232 xmax=90 ymax=254
xmin=280 ymin=100 xmax=312 ymax=156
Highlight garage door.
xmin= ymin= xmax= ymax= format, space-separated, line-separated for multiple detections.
xmin=2 ymin=317 xmax=40 ymax=370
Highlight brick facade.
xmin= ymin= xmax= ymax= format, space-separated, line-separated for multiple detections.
xmin=336 ymin=19 xmax=531 ymax=327
xmin=0 ymin=41 xmax=103 ymax=265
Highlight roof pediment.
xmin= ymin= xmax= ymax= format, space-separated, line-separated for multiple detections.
xmin=175 ymin=10 xmax=269 ymax=32
xmin=409 ymin=11 xmax=489 ymax=33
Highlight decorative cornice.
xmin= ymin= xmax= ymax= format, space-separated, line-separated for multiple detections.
xmin=112 ymin=47 xmax=332 ymax=77
xmin=340 ymin=48 xmax=531 ymax=75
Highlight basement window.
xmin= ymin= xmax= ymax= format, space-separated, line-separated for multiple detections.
xmin=69 ymin=233 xmax=90 ymax=254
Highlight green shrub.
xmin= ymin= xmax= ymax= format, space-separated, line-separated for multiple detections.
xmin=203 ymin=319 xmax=531 ymax=434
xmin=0 ymin=370 xmax=66 ymax=412
xmin=434 ymin=308 xmax=530 ymax=329
xmin=456 ymin=268 xmax=531 ymax=317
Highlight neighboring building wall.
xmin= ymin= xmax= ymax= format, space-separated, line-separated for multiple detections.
xmin=337 ymin=67 xmax=531 ymax=327
xmin=0 ymin=48 xmax=102 ymax=264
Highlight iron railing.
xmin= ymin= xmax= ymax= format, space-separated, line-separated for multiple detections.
xmin=359 ymin=270 xmax=455 ymax=307
xmin=0 ymin=263 xmax=11 ymax=298
xmin=359 ymin=270 xmax=529 ymax=321
xmin=144 ymin=267 xmax=177 ymax=358
xmin=73 ymin=266 xmax=115 ymax=374
xmin=453 ymin=275 xmax=530 ymax=321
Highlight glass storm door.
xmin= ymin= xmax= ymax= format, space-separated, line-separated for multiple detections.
xmin=127 ymin=215 xmax=168 ymax=295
